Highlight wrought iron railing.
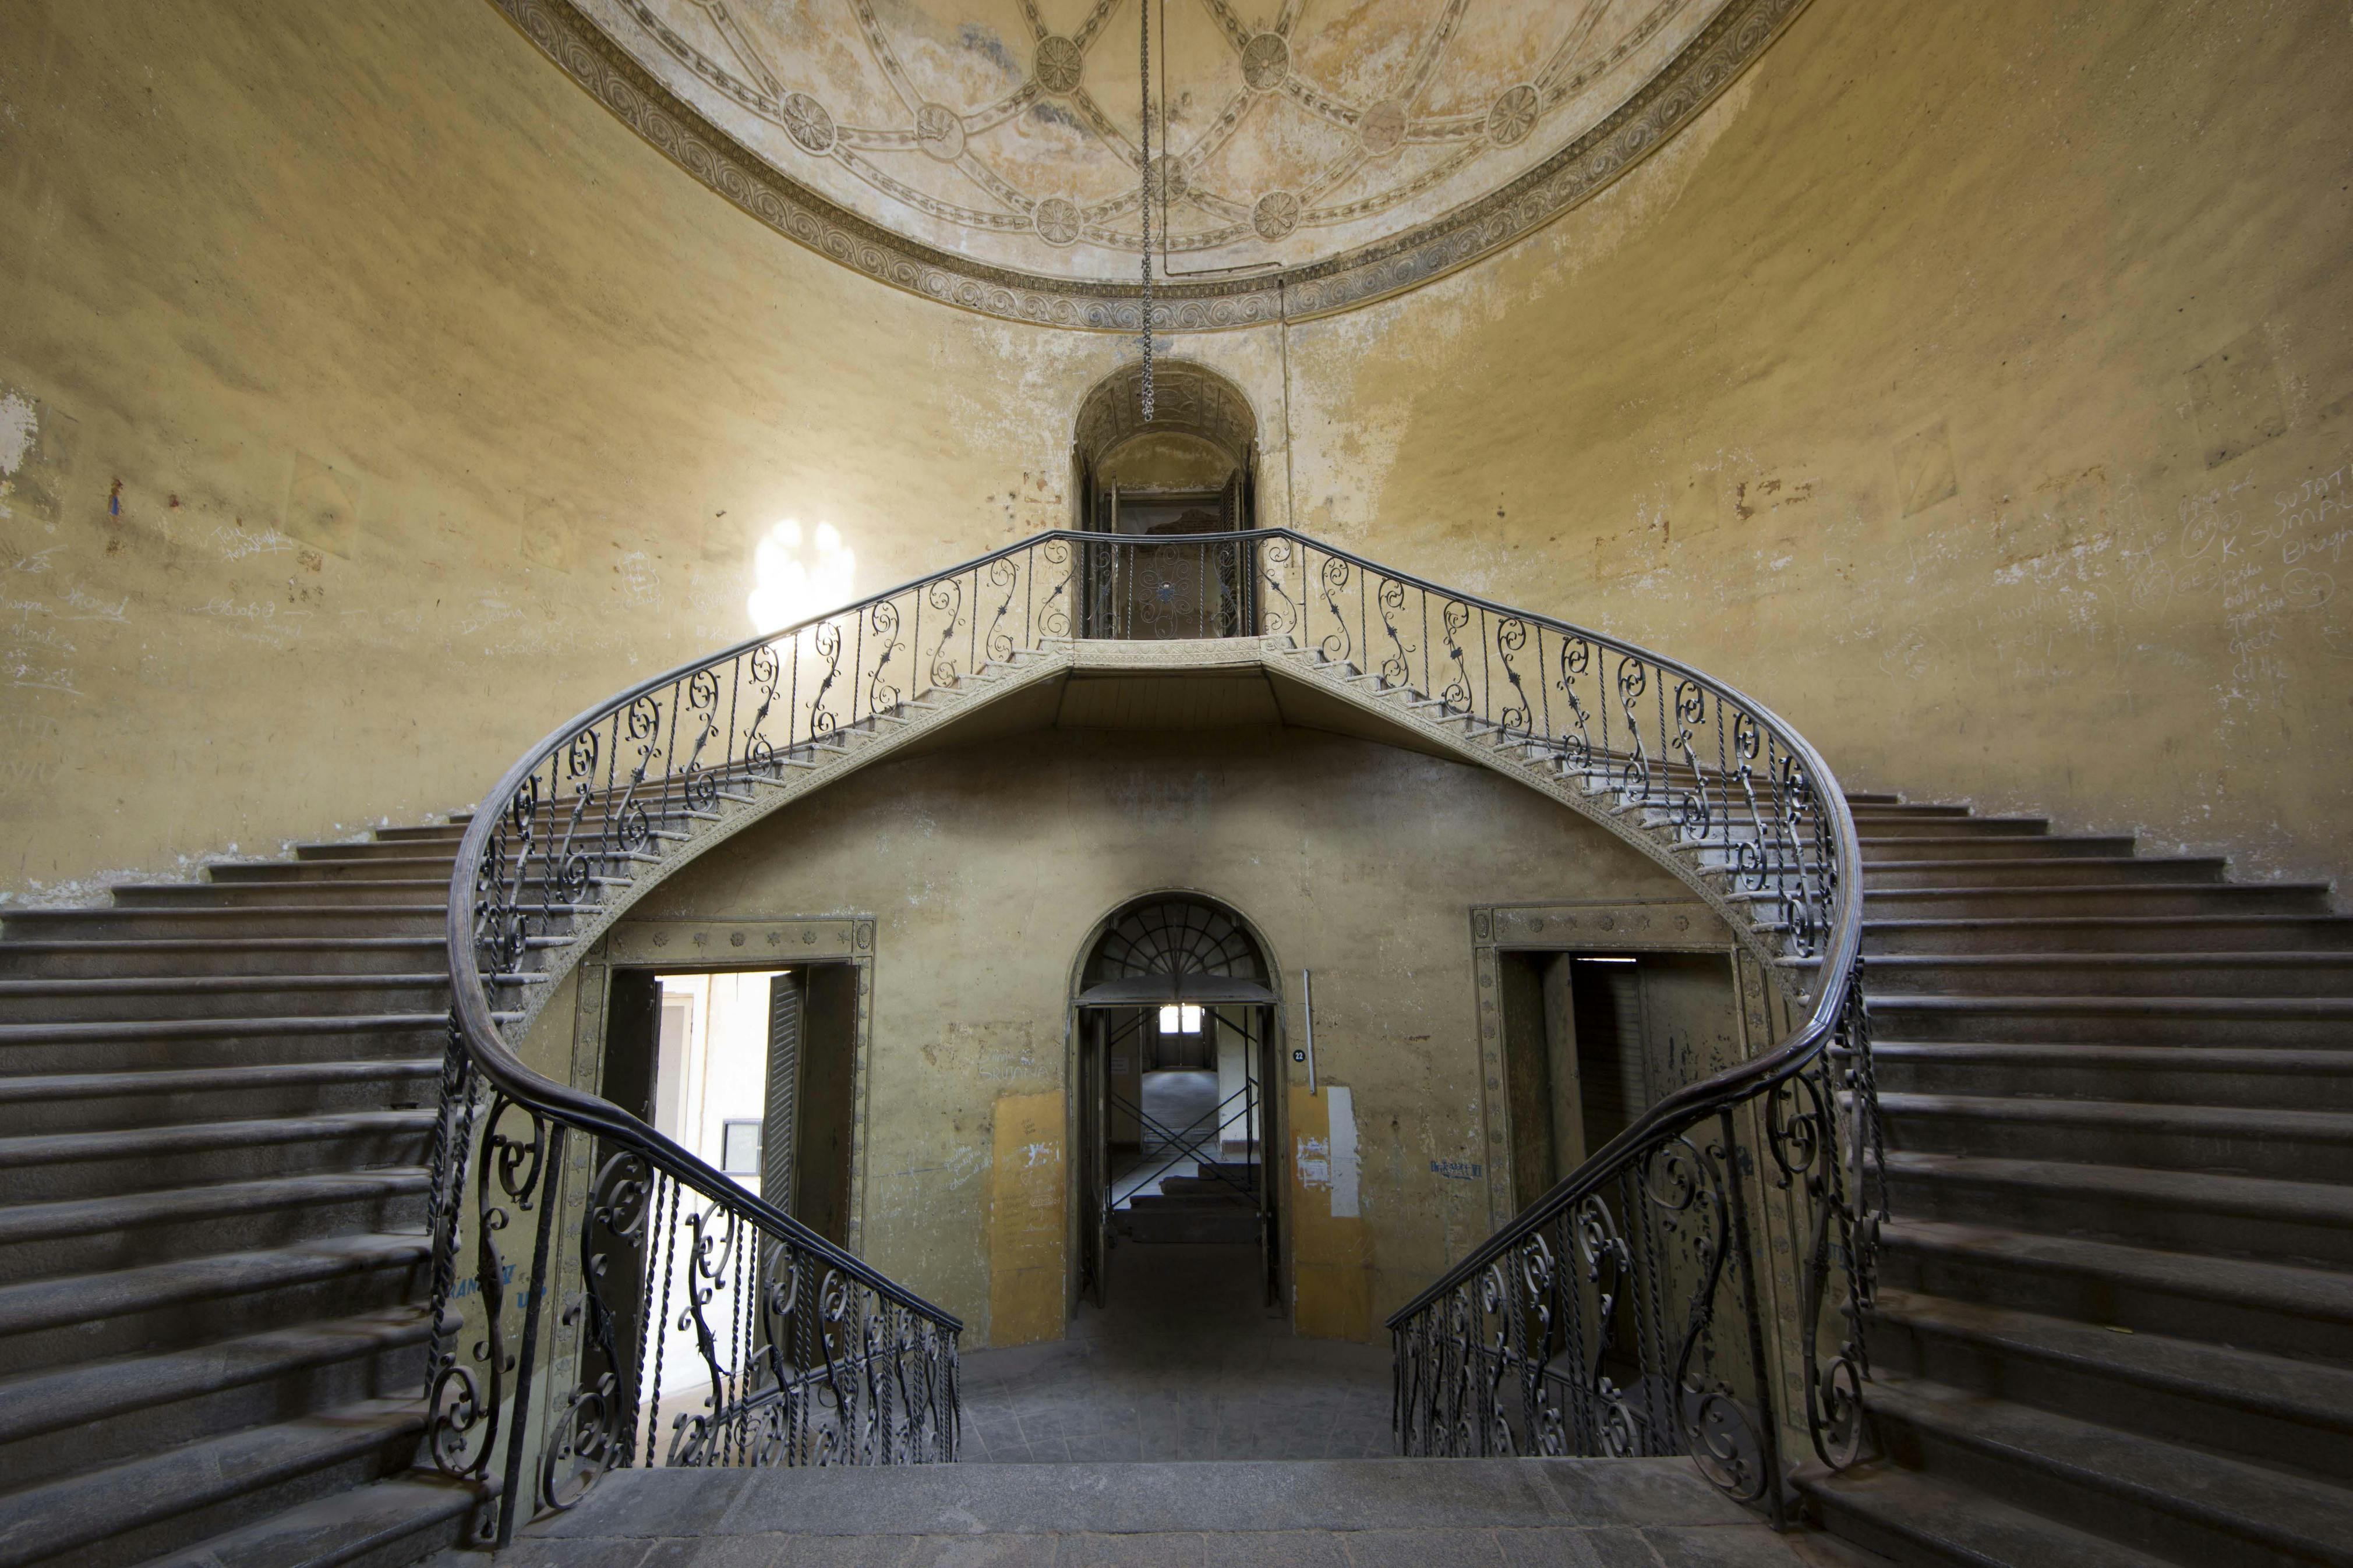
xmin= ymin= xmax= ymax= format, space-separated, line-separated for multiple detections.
xmin=433 ymin=527 xmax=1873 ymax=1537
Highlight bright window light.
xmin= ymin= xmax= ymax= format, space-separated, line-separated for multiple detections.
xmin=1158 ymin=1003 xmax=1203 ymax=1033
xmin=1579 ymin=955 xmax=1638 ymax=964
xmin=747 ymin=518 xmax=857 ymax=633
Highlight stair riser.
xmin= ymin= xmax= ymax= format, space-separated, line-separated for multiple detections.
xmin=1882 ymin=1115 xmax=2345 ymax=1181
xmin=1855 ymin=819 xmax=2055 ymax=837
xmin=1868 ymin=1404 xmax=2333 ymax=1568
xmin=1858 ymin=839 xmax=2131 ymax=861
xmin=1864 ymin=861 xmax=2224 ymax=890
xmin=1865 ymin=887 xmax=2330 ymax=918
xmin=0 ymin=1339 xmax=427 ymax=1493
xmin=40 ymin=1417 xmax=427 ymax=1568
xmin=296 ymin=843 xmax=467 ymax=862
xmin=1871 ymin=1319 xmax=2353 ymax=1486
xmin=1865 ymin=1007 xmax=2353 ymax=1046
xmin=1114 ymin=1213 xmax=1261 ymax=1245
xmin=0 ymin=1189 xmax=431 ymax=1285
xmin=0 ymin=1261 xmax=428 ymax=1378
xmin=1879 ymin=1173 xmax=2353 ymax=1268
xmin=0 ymin=944 xmax=447 ymax=981
xmin=0 ymin=1127 xmax=433 ymax=1204
xmin=1800 ymin=1487 xmax=1982 ymax=1568
xmin=113 ymin=884 xmax=457 ymax=909
xmin=0 ymin=1032 xmax=447 ymax=1077
xmin=1871 ymin=1056 xmax=2353 ymax=1110
xmin=1865 ymin=962 xmax=2353 ymax=997
xmin=0 ymin=982 xmax=451 ymax=1022
xmin=0 ymin=1070 xmax=440 ymax=1136
xmin=1864 ymin=920 xmax=2353 ymax=955
xmin=0 ymin=910 xmax=455 ymax=940
xmin=1877 ymin=1245 xmax=2353 ymax=1364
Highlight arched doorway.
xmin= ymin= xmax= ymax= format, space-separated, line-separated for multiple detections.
xmin=1071 ymin=893 xmax=1282 ymax=1312
xmin=1071 ymin=363 xmax=1262 ymax=639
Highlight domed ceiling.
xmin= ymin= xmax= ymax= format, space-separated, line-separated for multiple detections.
xmin=492 ymin=0 xmax=1806 ymax=326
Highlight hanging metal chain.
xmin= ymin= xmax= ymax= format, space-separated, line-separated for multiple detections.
xmin=1138 ymin=0 xmax=1154 ymax=420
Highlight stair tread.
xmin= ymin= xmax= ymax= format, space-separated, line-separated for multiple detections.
xmin=1882 ymin=1219 xmax=2353 ymax=1321
xmin=0 ymin=1108 xmax=437 ymax=1169
xmin=0 ymin=1231 xmax=432 ymax=1336
xmin=1879 ymin=1150 xmax=2353 ymax=1223
xmin=1864 ymin=951 xmax=2353 ymax=968
xmin=1877 ymin=1091 xmax=2353 ymax=1139
xmin=0 ymin=1013 xmax=472 ymax=1044
xmin=0 ymin=938 xmax=447 ymax=954
xmin=0 ymin=1396 xmax=427 ymax=1567
xmin=1864 ymin=883 xmax=2327 ymax=898
xmin=1869 ymin=1376 xmax=2353 ymax=1562
xmin=1805 ymin=1463 xmax=2175 ymax=1568
xmin=0 ymin=1304 xmax=431 ymax=1445
xmin=1864 ymin=915 xmax=2353 ymax=933
xmin=1866 ymin=1042 xmax=2353 ymax=1071
xmin=0 ymin=974 xmax=449 ymax=996
xmin=0 ymin=1059 xmax=441 ymax=1106
xmin=0 ymin=1168 xmax=429 ymax=1245
xmin=1868 ymin=992 xmax=2353 ymax=1014
xmin=1873 ymin=1286 xmax=2353 ymax=1436
xmin=128 ymin=1471 xmax=482 ymax=1568
xmin=1864 ymin=856 xmax=2217 ymax=870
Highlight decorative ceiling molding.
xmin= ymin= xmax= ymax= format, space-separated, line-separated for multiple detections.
xmin=486 ymin=0 xmax=1809 ymax=331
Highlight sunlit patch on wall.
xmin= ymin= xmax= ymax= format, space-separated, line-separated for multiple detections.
xmin=747 ymin=519 xmax=856 ymax=633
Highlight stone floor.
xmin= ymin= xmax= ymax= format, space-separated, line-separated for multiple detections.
xmin=473 ymin=1454 xmax=1840 ymax=1567
xmin=958 ymin=1242 xmax=1392 ymax=1463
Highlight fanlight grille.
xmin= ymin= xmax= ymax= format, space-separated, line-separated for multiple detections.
xmin=1086 ymin=897 xmax=1265 ymax=985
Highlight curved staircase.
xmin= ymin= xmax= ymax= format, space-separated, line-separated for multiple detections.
xmin=0 ymin=531 xmax=2348 ymax=1566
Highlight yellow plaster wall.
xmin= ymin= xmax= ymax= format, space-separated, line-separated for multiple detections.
xmin=10 ymin=0 xmax=2350 ymax=905
xmin=1273 ymin=0 xmax=2353 ymax=888
xmin=585 ymin=720 xmax=1718 ymax=1344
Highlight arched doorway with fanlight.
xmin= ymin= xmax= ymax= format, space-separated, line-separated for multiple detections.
xmin=1069 ymin=892 xmax=1284 ymax=1316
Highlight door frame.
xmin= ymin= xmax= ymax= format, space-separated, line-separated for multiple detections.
xmin=1063 ymin=891 xmax=1290 ymax=1324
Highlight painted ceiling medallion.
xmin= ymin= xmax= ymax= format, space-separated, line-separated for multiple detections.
xmin=489 ymin=0 xmax=1808 ymax=328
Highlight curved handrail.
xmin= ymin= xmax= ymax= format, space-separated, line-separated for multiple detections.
xmin=437 ymin=525 xmax=1870 ymax=1515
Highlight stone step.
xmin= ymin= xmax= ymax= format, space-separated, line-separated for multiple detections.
xmin=211 ymin=857 xmax=461 ymax=882
xmin=1803 ymin=1463 xmax=2175 ymax=1568
xmin=0 ymin=1396 xmax=427 ymax=1568
xmin=0 ymin=937 xmax=449 ymax=981
xmin=1877 ymin=1091 xmax=2353 ymax=1179
xmin=1862 ymin=1040 xmax=2353 ymax=1110
xmin=0 ymin=1109 xmax=436 ymax=1205
xmin=1854 ymin=817 xmax=2055 ymax=839
xmin=1861 ymin=914 xmax=2353 ymax=956
xmin=1860 ymin=951 xmax=2353 ymax=997
xmin=0 ymin=974 xmax=458 ymax=1023
xmin=1114 ymin=1205 xmax=1260 ymax=1245
xmin=1870 ymin=1287 xmax=2353 ymax=1485
xmin=0 ymin=906 xmax=458 ymax=941
xmin=130 ymin=1473 xmax=483 ymax=1568
xmin=109 ymin=882 xmax=474 ymax=909
xmin=1861 ymin=882 xmax=2333 ymax=919
xmin=0 ymin=1057 xmax=441 ymax=1135
xmin=1863 ymin=857 xmax=2227 ymax=890
xmin=498 ymin=1455 xmax=1778 ymax=1565
xmin=1845 ymin=802 xmax=1972 ymax=818
xmin=0 ymin=1014 xmax=464 ymax=1078
xmin=1864 ymin=992 xmax=2353 ymax=1046
xmin=0 ymin=1231 xmax=432 ymax=1378
xmin=1855 ymin=836 xmax=2134 ymax=861
xmin=1863 ymin=1376 xmax=2353 ymax=1568
xmin=294 ymin=842 xmax=468 ymax=863
xmin=0 ymin=1168 xmax=430 ymax=1283
xmin=1877 ymin=1219 xmax=2353 ymax=1365
xmin=1875 ymin=1149 xmax=2353 ymax=1268
xmin=0 ymin=1304 xmax=430 ymax=1490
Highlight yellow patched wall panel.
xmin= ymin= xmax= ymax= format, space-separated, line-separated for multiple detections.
xmin=1287 ymin=1083 xmax=1371 ymax=1342
xmin=987 ymin=1089 xmax=1067 ymax=1347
